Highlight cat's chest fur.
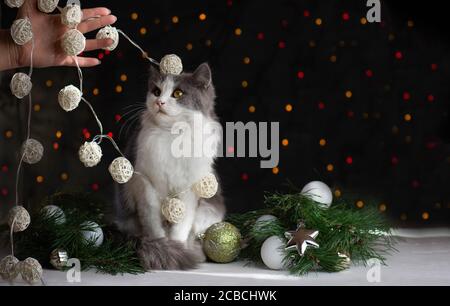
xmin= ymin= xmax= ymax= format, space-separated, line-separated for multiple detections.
xmin=135 ymin=123 xmax=216 ymax=197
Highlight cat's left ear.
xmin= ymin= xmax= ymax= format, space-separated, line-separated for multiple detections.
xmin=193 ymin=63 xmax=212 ymax=89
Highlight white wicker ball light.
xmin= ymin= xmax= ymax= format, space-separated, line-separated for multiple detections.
xmin=108 ymin=157 xmax=134 ymax=184
xmin=19 ymin=257 xmax=43 ymax=285
xmin=78 ymin=141 xmax=102 ymax=167
xmin=10 ymin=72 xmax=32 ymax=99
xmin=96 ymin=26 xmax=119 ymax=51
xmin=192 ymin=173 xmax=219 ymax=199
xmin=0 ymin=255 xmax=20 ymax=281
xmin=21 ymin=138 xmax=44 ymax=165
xmin=5 ymin=0 xmax=24 ymax=8
xmin=61 ymin=4 xmax=83 ymax=28
xmin=160 ymin=54 xmax=183 ymax=75
xmin=58 ymin=85 xmax=82 ymax=112
xmin=8 ymin=206 xmax=31 ymax=233
xmin=10 ymin=17 xmax=33 ymax=46
xmin=161 ymin=198 xmax=186 ymax=224
xmin=61 ymin=29 xmax=86 ymax=56
xmin=37 ymin=0 xmax=59 ymax=13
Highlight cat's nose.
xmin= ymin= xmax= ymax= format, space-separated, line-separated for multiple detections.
xmin=156 ymin=100 xmax=165 ymax=107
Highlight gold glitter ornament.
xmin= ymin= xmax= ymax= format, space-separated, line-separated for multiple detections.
xmin=49 ymin=249 xmax=69 ymax=270
xmin=202 ymin=222 xmax=241 ymax=263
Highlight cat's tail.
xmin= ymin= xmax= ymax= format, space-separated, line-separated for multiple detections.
xmin=137 ymin=237 xmax=202 ymax=270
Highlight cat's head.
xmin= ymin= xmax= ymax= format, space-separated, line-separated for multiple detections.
xmin=144 ymin=63 xmax=216 ymax=127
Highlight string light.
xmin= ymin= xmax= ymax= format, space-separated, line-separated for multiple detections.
xmin=172 ymin=16 xmax=179 ymax=24
xmin=379 ymin=204 xmax=387 ymax=212
xmin=131 ymin=12 xmax=138 ymax=20
xmin=93 ymin=88 xmax=99 ymax=96
xmin=319 ymin=138 xmax=327 ymax=147
xmin=285 ymin=104 xmax=293 ymax=112
xmin=330 ymin=55 xmax=337 ymax=63
xmin=356 ymin=200 xmax=364 ymax=208
xmin=199 ymin=13 xmax=207 ymax=21
xmin=422 ymin=212 xmax=430 ymax=221
xmin=139 ymin=27 xmax=147 ymax=35
xmin=345 ymin=90 xmax=353 ymax=99
xmin=115 ymin=85 xmax=123 ymax=93
xmin=33 ymin=104 xmax=41 ymax=112
xmin=186 ymin=43 xmax=193 ymax=51
xmin=272 ymin=167 xmax=279 ymax=175
xmin=326 ymin=164 xmax=334 ymax=172
xmin=404 ymin=113 xmax=412 ymax=122
xmin=334 ymin=189 xmax=342 ymax=198
xmin=360 ymin=17 xmax=367 ymax=25
xmin=234 ymin=28 xmax=242 ymax=36
xmin=400 ymin=213 xmax=408 ymax=221
xmin=281 ymin=139 xmax=289 ymax=147
xmin=60 ymin=173 xmax=69 ymax=181
xmin=243 ymin=57 xmax=251 ymax=64
xmin=5 ymin=130 xmax=13 ymax=139
xmin=120 ymin=74 xmax=128 ymax=82
xmin=45 ymin=80 xmax=53 ymax=87
xmin=315 ymin=18 xmax=322 ymax=26
xmin=241 ymin=80 xmax=248 ymax=88
xmin=36 ymin=176 xmax=44 ymax=184
xmin=248 ymin=105 xmax=256 ymax=113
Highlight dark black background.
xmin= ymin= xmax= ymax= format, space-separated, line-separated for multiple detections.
xmin=0 ymin=0 xmax=449 ymax=226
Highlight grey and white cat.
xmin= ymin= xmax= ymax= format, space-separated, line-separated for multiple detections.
xmin=115 ymin=63 xmax=225 ymax=270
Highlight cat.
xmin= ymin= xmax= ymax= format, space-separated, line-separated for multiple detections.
xmin=115 ymin=63 xmax=225 ymax=270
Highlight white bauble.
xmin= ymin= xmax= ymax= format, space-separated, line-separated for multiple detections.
xmin=5 ymin=0 xmax=25 ymax=8
xmin=301 ymin=181 xmax=333 ymax=208
xmin=61 ymin=29 xmax=86 ymax=56
xmin=61 ymin=4 xmax=82 ymax=28
xmin=161 ymin=198 xmax=186 ymax=224
xmin=10 ymin=72 xmax=32 ymax=99
xmin=21 ymin=138 xmax=44 ymax=164
xmin=41 ymin=205 xmax=66 ymax=225
xmin=160 ymin=54 xmax=183 ymax=75
xmin=192 ymin=173 xmax=218 ymax=199
xmin=80 ymin=221 xmax=104 ymax=247
xmin=254 ymin=215 xmax=278 ymax=231
xmin=0 ymin=255 xmax=20 ymax=281
xmin=19 ymin=257 xmax=43 ymax=284
xmin=37 ymin=0 xmax=59 ymax=13
xmin=58 ymin=85 xmax=82 ymax=112
xmin=78 ymin=141 xmax=102 ymax=167
xmin=260 ymin=236 xmax=286 ymax=270
xmin=10 ymin=17 xmax=33 ymax=45
xmin=108 ymin=157 xmax=134 ymax=184
xmin=96 ymin=26 xmax=119 ymax=51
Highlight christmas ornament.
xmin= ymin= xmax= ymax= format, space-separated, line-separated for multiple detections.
xmin=192 ymin=173 xmax=218 ymax=199
xmin=260 ymin=236 xmax=286 ymax=270
xmin=10 ymin=17 xmax=33 ymax=46
xmin=285 ymin=223 xmax=319 ymax=256
xmin=202 ymin=222 xmax=241 ymax=263
xmin=337 ymin=252 xmax=351 ymax=270
xmin=161 ymin=197 xmax=186 ymax=224
xmin=41 ymin=205 xmax=66 ymax=224
xmin=301 ymin=181 xmax=333 ymax=208
xmin=61 ymin=29 xmax=86 ymax=56
xmin=108 ymin=157 xmax=134 ymax=184
xmin=19 ymin=257 xmax=43 ymax=285
xmin=8 ymin=206 xmax=31 ymax=232
xmin=21 ymin=138 xmax=44 ymax=164
xmin=254 ymin=215 xmax=278 ymax=230
xmin=78 ymin=141 xmax=103 ymax=167
xmin=37 ymin=0 xmax=58 ymax=13
xmin=58 ymin=85 xmax=82 ymax=112
xmin=160 ymin=54 xmax=183 ymax=75
xmin=0 ymin=255 xmax=20 ymax=281
xmin=96 ymin=26 xmax=119 ymax=51
xmin=81 ymin=221 xmax=104 ymax=247
xmin=49 ymin=249 xmax=69 ymax=270
xmin=10 ymin=72 xmax=32 ymax=99
xmin=5 ymin=0 xmax=24 ymax=8
xmin=61 ymin=3 xmax=82 ymax=28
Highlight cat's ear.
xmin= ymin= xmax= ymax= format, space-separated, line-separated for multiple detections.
xmin=193 ymin=63 xmax=212 ymax=89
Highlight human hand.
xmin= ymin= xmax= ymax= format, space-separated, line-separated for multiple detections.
xmin=7 ymin=0 xmax=117 ymax=69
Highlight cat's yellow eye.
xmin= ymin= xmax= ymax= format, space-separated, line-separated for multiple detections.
xmin=172 ymin=89 xmax=184 ymax=99
xmin=152 ymin=87 xmax=161 ymax=97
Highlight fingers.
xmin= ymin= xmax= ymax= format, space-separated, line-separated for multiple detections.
xmin=82 ymin=7 xmax=112 ymax=21
xmin=62 ymin=56 xmax=102 ymax=68
xmin=78 ymin=14 xmax=117 ymax=34
xmin=85 ymin=38 xmax=113 ymax=52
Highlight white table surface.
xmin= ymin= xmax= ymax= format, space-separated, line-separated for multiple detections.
xmin=1 ymin=228 xmax=449 ymax=286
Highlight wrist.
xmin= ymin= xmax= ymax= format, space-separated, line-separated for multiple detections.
xmin=0 ymin=29 xmax=21 ymax=71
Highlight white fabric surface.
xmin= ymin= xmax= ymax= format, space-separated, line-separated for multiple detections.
xmin=1 ymin=229 xmax=449 ymax=286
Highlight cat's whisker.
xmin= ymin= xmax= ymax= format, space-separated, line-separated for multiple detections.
xmin=124 ymin=116 xmax=142 ymax=139
xmin=119 ymin=111 xmax=144 ymax=139
xmin=120 ymin=106 xmax=146 ymax=119
xmin=121 ymin=103 xmax=146 ymax=111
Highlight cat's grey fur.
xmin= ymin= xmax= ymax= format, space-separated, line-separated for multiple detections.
xmin=115 ymin=63 xmax=225 ymax=270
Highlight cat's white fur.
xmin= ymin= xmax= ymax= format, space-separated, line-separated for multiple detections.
xmin=123 ymin=75 xmax=223 ymax=244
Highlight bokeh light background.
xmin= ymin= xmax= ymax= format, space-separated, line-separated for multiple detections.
xmin=0 ymin=0 xmax=449 ymax=226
